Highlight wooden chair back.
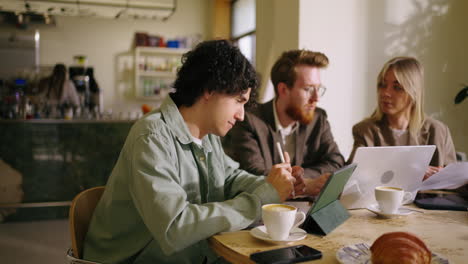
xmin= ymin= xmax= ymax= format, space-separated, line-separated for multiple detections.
xmin=69 ymin=186 xmax=105 ymax=259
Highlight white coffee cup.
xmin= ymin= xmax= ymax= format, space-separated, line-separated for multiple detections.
xmin=374 ymin=186 xmax=412 ymax=214
xmin=262 ymin=204 xmax=306 ymax=240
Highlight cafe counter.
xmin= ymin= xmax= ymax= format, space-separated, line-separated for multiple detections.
xmin=0 ymin=119 xmax=134 ymax=221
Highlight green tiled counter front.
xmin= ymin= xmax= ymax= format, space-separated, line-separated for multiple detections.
xmin=0 ymin=120 xmax=134 ymax=221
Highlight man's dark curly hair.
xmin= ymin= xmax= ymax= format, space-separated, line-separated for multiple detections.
xmin=172 ymin=39 xmax=258 ymax=107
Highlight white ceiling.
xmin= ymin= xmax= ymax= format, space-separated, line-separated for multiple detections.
xmin=0 ymin=0 xmax=176 ymax=20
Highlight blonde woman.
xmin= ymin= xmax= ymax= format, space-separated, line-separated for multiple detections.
xmin=348 ymin=57 xmax=456 ymax=180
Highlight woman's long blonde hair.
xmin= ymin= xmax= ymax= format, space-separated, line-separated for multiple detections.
xmin=370 ymin=57 xmax=425 ymax=139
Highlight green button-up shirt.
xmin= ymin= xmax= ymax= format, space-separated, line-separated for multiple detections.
xmin=83 ymin=96 xmax=280 ymax=264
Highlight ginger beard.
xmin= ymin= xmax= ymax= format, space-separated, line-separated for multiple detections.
xmin=285 ymin=101 xmax=315 ymax=125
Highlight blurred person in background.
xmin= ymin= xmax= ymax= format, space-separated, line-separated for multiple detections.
xmin=37 ymin=63 xmax=79 ymax=117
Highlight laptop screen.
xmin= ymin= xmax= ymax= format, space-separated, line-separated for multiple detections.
xmin=341 ymin=146 xmax=436 ymax=209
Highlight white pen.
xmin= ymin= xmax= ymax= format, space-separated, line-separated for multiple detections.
xmin=276 ymin=142 xmax=295 ymax=198
xmin=276 ymin=142 xmax=286 ymax=163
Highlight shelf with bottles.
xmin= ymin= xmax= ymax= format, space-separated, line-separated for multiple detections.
xmin=136 ymin=76 xmax=175 ymax=100
xmin=134 ymin=47 xmax=188 ymax=100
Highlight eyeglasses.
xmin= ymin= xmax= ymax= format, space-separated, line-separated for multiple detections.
xmin=303 ymin=85 xmax=327 ymax=97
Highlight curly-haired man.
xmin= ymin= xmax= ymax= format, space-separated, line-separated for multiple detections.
xmin=83 ymin=40 xmax=300 ymax=264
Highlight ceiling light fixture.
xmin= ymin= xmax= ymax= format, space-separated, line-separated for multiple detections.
xmin=115 ymin=0 xmax=129 ymax=19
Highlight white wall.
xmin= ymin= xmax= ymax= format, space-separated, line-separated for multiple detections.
xmin=298 ymin=0 xmax=375 ymax=160
xmin=420 ymin=0 xmax=468 ymax=158
xmin=31 ymin=0 xmax=211 ymax=113
xmin=257 ymin=0 xmax=468 ymax=159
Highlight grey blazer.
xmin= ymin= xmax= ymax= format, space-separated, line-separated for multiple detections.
xmin=348 ymin=116 xmax=457 ymax=167
xmin=223 ymin=100 xmax=345 ymax=179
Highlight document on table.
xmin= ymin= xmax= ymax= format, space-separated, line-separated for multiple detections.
xmin=420 ymin=162 xmax=468 ymax=190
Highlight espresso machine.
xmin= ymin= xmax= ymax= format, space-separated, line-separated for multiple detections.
xmin=69 ymin=66 xmax=101 ymax=117
xmin=69 ymin=66 xmax=90 ymax=106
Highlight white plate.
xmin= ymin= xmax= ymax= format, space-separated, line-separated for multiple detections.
xmin=366 ymin=204 xmax=414 ymax=218
xmin=250 ymin=225 xmax=307 ymax=244
xmin=336 ymin=243 xmax=449 ymax=264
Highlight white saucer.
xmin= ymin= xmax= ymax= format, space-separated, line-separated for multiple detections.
xmin=336 ymin=243 xmax=449 ymax=264
xmin=250 ymin=225 xmax=307 ymax=244
xmin=366 ymin=204 xmax=414 ymax=218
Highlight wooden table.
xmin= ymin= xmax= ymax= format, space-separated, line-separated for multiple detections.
xmin=209 ymin=207 xmax=468 ymax=263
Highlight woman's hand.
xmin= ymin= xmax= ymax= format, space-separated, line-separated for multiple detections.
xmin=423 ymin=166 xmax=443 ymax=181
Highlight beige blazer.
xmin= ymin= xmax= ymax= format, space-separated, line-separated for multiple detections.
xmin=348 ymin=116 xmax=456 ymax=167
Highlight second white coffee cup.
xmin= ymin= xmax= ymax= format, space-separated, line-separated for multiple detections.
xmin=374 ymin=186 xmax=412 ymax=214
xmin=262 ymin=204 xmax=306 ymax=240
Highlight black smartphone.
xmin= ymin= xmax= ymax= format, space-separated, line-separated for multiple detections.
xmin=250 ymin=244 xmax=322 ymax=264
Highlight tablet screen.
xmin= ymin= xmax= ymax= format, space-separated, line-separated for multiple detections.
xmin=309 ymin=164 xmax=357 ymax=214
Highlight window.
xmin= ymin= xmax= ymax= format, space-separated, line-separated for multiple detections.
xmin=231 ymin=0 xmax=255 ymax=64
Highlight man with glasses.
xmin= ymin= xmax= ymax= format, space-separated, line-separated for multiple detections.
xmin=224 ymin=50 xmax=344 ymax=196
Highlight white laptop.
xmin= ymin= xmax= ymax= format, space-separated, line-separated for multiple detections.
xmin=340 ymin=146 xmax=436 ymax=209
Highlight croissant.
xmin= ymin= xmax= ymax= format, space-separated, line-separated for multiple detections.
xmin=370 ymin=232 xmax=432 ymax=264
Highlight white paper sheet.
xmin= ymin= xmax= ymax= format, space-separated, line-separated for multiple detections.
xmin=420 ymin=162 xmax=468 ymax=190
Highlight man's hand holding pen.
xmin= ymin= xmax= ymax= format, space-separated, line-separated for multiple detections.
xmin=275 ymin=142 xmax=306 ymax=199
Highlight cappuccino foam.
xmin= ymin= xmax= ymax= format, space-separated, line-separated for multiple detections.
xmin=376 ymin=186 xmax=403 ymax=191
xmin=263 ymin=204 xmax=295 ymax=212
